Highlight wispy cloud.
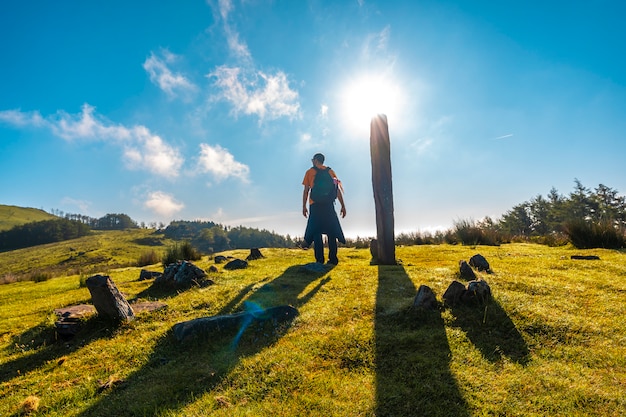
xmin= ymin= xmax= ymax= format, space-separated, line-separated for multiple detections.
xmin=143 ymin=191 xmax=185 ymax=217
xmin=0 ymin=109 xmax=46 ymax=127
xmin=143 ymin=50 xmax=197 ymax=100
xmin=207 ymin=0 xmax=300 ymax=123
xmin=493 ymin=133 xmax=514 ymax=140
xmin=196 ymin=143 xmax=250 ymax=183
xmin=61 ymin=197 xmax=92 ymax=213
xmin=0 ymin=104 xmax=183 ymax=178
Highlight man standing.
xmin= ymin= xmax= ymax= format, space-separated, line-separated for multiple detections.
xmin=302 ymin=153 xmax=347 ymax=265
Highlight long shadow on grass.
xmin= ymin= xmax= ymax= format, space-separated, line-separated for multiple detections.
xmin=450 ymin=299 xmax=530 ymax=364
xmin=76 ymin=264 xmax=330 ymax=417
xmin=0 ymin=316 xmax=118 ymax=384
xmin=375 ymin=265 xmax=470 ymax=417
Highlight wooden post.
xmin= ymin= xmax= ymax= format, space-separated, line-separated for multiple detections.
xmin=370 ymin=114 xmax=396 ymax=265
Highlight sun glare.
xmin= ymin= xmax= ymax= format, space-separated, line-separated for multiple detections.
xmin=340 ymin=74 xmax=403 ymax=133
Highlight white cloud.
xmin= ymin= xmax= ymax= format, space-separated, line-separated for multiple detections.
xmin=143 ymin=50 xmax=197 ymax=99
xmin=320 ymin=104 xmax=329 ymax=119
xmin=206 ymin=0 xmax=300 ymax=122
xmin=144 ymin=191 xmax=185 ymax=217
xmin=0 ymin=104 xmax=183 ymax=178
xmin=0 ymin=109 xmax=47 ymax=127
xmin=209 ymin=66 xmax=300 ymax=122
xmin=197 ymin=143 xmax=250 ymax=182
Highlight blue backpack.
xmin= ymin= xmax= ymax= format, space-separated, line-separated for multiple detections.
xmin=310 ymin=166 xmax=337 ymax=204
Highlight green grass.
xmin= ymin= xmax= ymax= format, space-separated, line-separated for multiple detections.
xmin=1 ymin=243 xmax=625 ymax=416
xmin=0 ymin=205 xmax=56 ymax=232
xmin=0 ymin=229 xmax=173 ymax=282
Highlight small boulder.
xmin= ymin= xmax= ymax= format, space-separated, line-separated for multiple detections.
xmin=459 ymin=260 xmax=476 ymax=280
xmin=155 ymin=261 xmax=210 ymax=289
xmin=214 ymin=255 xmax=228 ymax=264
xmin=413 ymin=285 xmax=438 ymax=310
xmin=139 ymin=269 xmax=162 ymax=281
xmin=465 ymin=279 xmax=491 ymax=303
xmin=443 ymin=280 xmax=466 ymax=307
xmin=224 ymin=259 xmax=248 ymax=270
xmin=469 ymin=254 xmax=491 ymax=272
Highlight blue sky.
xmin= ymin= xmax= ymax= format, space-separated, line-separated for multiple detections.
xmin=1 ymin=0 xmax=625 ymax=238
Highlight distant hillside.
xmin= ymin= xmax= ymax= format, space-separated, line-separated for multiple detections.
xmin=0 ymin=204 xmax=57 ymax=231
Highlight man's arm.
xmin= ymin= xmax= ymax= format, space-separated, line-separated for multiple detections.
xmin=302 ymin=185 xmax=311 ymax=217
xmin=337 ymin=187 xmax=346 ymax=218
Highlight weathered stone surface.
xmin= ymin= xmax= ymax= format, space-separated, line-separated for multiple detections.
xmin=172 ymin=305 xmax=299 ymax=343
xmin=155 ymin=261 xmax=211 ymax=288
xmin=370 ymin=114 xmax=396 ymax=265
xmin=139 ymin=269 xmax=163 ymax=281
xmin=246 ymin=248 xmax=264 ymax=261
xmin=571 ymin=255 xmax=601 ymax=260
xmin=86 ymin=275 xmax=135 ymax=321
xmin=208 ymin=265 xmax=219 ymax=273
xmin=469 ymin=254 xmax=491 ymax=272
xmin=224 ymin=259 xmax=248 ymax=270
xmin=54 ymin=304 xmax=97 ymax=339
xmin=459 ymin=260 xmax=477 ymax=280
xmin=466 ymin=279 xmax=491 ymax=303
xmin=370 ymin=239 xmax=379 ymax=263
xmin=413 ymin=285 xmax=438 ymax=310
xmin=214 ymin=255 xmax=228 ymax=264
xmin=443 ymin=280 xmax=466 ymax=307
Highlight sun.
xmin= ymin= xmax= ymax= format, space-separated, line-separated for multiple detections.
xmin=340 ymin=73 xmax=404 ymax=133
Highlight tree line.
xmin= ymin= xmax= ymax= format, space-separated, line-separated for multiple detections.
xmin=163 ymin=220 xmax=294 ymax=253
xmin=0 ymin=213 xmax=140 ymax=251
xmin=0 ymin=218 xmax=91 ymax=251
xmin=388 ymin=179 xmax=626 ymax=249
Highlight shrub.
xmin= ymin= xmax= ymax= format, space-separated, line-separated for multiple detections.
xmin=137 ymin=250 xmax=160 ymax=267
xmin=453 ymin=219 xmax=501 ymax=246
xmin=564 ymin=220 xmax=626 ymax=249
xmin=30 ymin=271 xmax=52 ymax=283
xmin=162 ymin=241 xmax=202 ymax=267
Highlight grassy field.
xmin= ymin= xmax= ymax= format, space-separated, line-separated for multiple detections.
xmin=0 ymin=228 xmax=173 ymax=282
xmin=0 ymin=205 xmax=56 ymax=232
xmin=0 ymin=242 xmax=625 ymax=416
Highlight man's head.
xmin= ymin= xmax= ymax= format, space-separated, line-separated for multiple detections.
xmin=312 ymin=153 xmax=325 ymax=164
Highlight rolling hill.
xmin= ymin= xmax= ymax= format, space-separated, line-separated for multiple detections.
xmin=0 ymin=204 xmax=57 ymax=231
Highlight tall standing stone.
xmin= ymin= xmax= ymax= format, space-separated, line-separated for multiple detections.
xmin=370 ymin=114 xmax=396 ymax=265
xmin=86 ymin=274 xmax=135 ymax=321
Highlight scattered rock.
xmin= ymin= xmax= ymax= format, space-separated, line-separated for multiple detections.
xmin=214 ymin=255 xmax=228 ymax=264
xmin=172 ymin=304 xmax=299 ymax=343
xmin=571 ymin=255 xmax=601 ymax=260
xmin=86 ymin=275 xmax=135 ymax=321
xmin=443 ymin=279 xmax=491 ymax=307
xmin=208 ymin=265 xmax=219 ymax=273
xmin=224 ymin=259 xmax=248 ymax=270
xmin=139 ymin=269 xmax=163 ymax=281
xmin=459 ymin=260 xmax=477 ymax=280
xmin=443 ymin=280 xmax=466 ymax=307
xmin=466 ymin=279 xmax=491 ymax=303
xmin=370 ymin=239 xmax=379 ymax=263
xmin=413 ymin=285 xmax=438 ymax=310
xmin=469 ymin=254 xmax=491 ymax=272
xmin=54 ymin=304 xmax=97 ymax=339
xmin=246 ymin=248 xmax=264 ymax=261
xmin=155 ymin=260 xmax=212 ymax=289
